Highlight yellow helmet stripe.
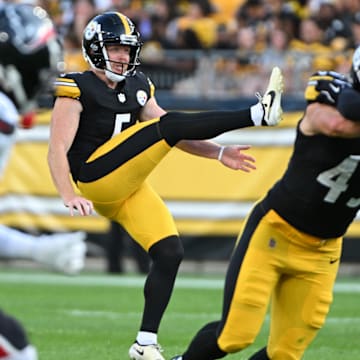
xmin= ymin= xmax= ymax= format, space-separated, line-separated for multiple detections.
xmin=116 ymin=13 xmax=131 ymax=34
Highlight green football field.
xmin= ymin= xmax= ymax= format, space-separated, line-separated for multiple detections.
xmin=0 ymin=269 xmax=359 ymax=360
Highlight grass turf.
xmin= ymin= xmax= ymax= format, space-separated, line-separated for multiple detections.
xmin=0 ymin=269 xmax=359 ymax=359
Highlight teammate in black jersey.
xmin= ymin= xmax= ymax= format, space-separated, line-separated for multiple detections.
xmin=171 ymin=63 xmax=360 ymax=359
xmin=47 ymin=11 xmax=283 ymax=360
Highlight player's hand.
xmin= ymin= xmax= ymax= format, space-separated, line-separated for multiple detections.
xmin=64 ymin=196 xmax=94 ymax=216
xmin=219 ymin=145 xmax=256 ymax=172
xmin=304 ymin=71 xmax=351 ymax=105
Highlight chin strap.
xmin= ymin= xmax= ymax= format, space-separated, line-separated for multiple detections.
xmin=105 ymin=69 xmax=125 ymax=83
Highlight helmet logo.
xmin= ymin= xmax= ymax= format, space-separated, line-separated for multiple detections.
xmin=136 ymin=90 xmax=147 ymax=106
xmin=90 ymin=43 xmax=99 ymax=52
xmin=84 ymin=20 xmax=98 ymax=40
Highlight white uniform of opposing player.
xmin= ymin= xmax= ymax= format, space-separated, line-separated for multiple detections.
xmin=0 ymin=0 xmax=87 ymax=276
xmin=0 ymin=93 xmax=16 ymax=175
xmin=0 ymin=3 xmax=88 ymax=359
xmin=0 ymin=92 xmax=86 ymax=275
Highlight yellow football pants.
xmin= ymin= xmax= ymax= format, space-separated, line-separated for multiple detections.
xmin=77 ymin=119 xmax=179 ymax=251
xmin=218 ymin=205 xmax=342 ymax=360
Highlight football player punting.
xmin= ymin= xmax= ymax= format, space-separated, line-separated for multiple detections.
xmin=48 ymin=11 xmax=284 ymax=360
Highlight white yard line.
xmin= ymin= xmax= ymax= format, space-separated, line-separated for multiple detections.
xmin=0 ymin=273 xmax=359 ymax=293
xmin=64 ymin=309 xmax=360 ymax=325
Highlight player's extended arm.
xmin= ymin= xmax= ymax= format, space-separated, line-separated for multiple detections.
xmin=140 ymin=97 xmax=257 ymax=172
xmin=48 ymin=97 xmax=94 ymax=216
xmin=176 ymin=140 xmax=256 ymax=172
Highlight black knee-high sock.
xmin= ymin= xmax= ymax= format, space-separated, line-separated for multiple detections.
xmin=159 ymin=109 xmax=253 ymax=146
xmin=182 ymin=321 xmax=227 ymax=360
xmin=248 ymin=347 xmax=270 ymax=359
xmin=140 ymin=236 xmax=184 ymax=333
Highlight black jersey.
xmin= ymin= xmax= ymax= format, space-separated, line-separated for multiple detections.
xmin=54 ymin=71 xmax=154 ymax=181
xmin=263 ymin=122 xmax=360 ymax=238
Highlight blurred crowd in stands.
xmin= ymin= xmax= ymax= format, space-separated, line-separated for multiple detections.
xmin=7 ymin=0 xmax=360 ymax=96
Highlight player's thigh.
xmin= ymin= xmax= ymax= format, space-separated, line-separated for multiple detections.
xmin=218 ymin=206 xmax=280 ymax=352
xmin=114 ymin=181 xmax=178 ymax=251
xmin=268 ymin=239 xmax=341 ymax=360
xmin=77 ymin=120 xmax=171 ymax=203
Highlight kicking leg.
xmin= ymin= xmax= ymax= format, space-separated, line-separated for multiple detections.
xmin=77 ymin=68 xmax=283 ymax=193
xmin=159 ymin=67 xmax=283 ymax=146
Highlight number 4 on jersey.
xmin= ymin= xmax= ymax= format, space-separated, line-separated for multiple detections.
xmin=317 ymin=156 xmax=360 ymax=207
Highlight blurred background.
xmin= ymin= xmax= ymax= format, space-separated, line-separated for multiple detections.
xmin=1 ymin=0 xmax=360 ymax=274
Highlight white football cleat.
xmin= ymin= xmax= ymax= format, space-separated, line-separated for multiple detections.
xmin=256 ymin=66 xmax=284 ymax=126
xmin=32 ymin=231 xmax=87 ymax=275
xmin=129 ymin=342 xmax=165 ymax=360
xmin=0 ymin=335 xmax=37 ymax=360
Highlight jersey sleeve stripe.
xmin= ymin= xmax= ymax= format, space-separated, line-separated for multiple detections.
xmin=54 ymin=78 xmax=81 ymax=98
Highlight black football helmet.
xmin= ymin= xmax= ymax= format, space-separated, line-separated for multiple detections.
xmin=350 ymin=45 xmax=360 ymax=90
xmin=0 ymin=3 xmax=63 ymax=113
xmin=82 ymin=12 xmax=142 ymax=82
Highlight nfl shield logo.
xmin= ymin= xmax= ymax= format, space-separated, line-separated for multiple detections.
xmin=118 ymin=93 xmax=126 ymax=103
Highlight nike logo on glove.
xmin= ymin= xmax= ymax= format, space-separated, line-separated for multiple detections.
xmin=329 ymin=83 xmax=340 ymax=93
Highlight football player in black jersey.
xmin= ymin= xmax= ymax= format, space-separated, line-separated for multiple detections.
xmin=47 ymin=11 xmax=284 ymax=360
xmin=171 ymin=62 xmax=360 ymax=359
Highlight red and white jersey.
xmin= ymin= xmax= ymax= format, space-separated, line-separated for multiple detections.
xmin=0 ymin=92 xmax=18 ymax=176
